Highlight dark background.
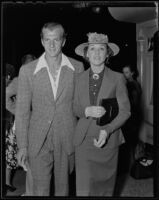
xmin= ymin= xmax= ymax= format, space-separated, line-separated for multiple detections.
xmin=2 ymin=2 xmax=136 ymax=75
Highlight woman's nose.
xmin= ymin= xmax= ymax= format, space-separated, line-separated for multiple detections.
xmin=95 ymin=50 xmax=100 ymax=55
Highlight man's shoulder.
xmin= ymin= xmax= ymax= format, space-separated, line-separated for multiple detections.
xmin=67 ymin=56 xmax=82 ymax=64
xmin=67 ymin=56 xmax=84 ymax=68
xmin=19 ymin=59 xmax=38 ymax=75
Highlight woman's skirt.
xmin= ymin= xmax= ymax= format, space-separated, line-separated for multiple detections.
xmin=75 ymin=136 xmax=119 ymax=196
xmin=6 ymin=121 xmax=18 ymax=169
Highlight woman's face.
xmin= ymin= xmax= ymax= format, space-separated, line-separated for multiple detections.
xmin=87 ymin=43 xmax=107 ymax=67
xmin=123 ymin=67 xmax=133 ymax=80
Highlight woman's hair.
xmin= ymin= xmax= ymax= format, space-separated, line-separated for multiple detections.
xmin=123 ymin=65 xmax=139 ymax=80
xmin=5 ymin=63 xmax=15 ymax=79
xmin=21 ymin=54 xmax=36 ymax=65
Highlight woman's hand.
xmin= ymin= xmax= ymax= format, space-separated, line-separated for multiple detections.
xmin=85 ymin=106 xmax=106 ymax=118
xmin=93 ymin=130 xmax=108 ymax=148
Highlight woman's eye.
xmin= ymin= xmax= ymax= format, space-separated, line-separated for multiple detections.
xmin=100 ymin=48 xmax=105 ymax=51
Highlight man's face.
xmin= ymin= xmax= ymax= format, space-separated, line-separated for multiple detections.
xmin=41 ymin=27 xmax=65 ymax=58
xmin=87 ymin=43 xmax=107 ymax=67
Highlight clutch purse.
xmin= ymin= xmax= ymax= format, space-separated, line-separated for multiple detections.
xmin=96 ymin=98 xmax=119 ymax=126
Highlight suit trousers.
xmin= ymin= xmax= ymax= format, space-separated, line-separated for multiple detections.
xmin=28 ymin=132 xmax=69 ymax=196
xmin=25 ymin=165 xmax=33 ymax=195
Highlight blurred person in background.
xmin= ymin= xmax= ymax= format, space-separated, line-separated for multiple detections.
xmin=6 ymin=54 xmax=36 ymax=196
xmin=5 ymin=63 xmax=18 ymax=194
xmin=122 ymin=65 xmax=143 ymax=172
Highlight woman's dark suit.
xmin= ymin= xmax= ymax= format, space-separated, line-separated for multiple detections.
xmin=73 ymin=67 xmax=131 ymax=196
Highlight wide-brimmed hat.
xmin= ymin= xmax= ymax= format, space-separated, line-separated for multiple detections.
xmin=75 ymin=32 xmax=120 ymax=57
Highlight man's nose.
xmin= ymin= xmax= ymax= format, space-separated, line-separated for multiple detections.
xmin=50 ymin=40 xmax=55 ymax=47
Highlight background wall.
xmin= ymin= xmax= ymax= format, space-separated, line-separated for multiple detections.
xmin=136 ymin=19 xmax=157 ymax=144
xmin=2 ymin=2 xmax=136 ymax=75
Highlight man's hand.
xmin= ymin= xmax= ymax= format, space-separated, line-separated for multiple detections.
xmin=85 ymin=106 xmax=106 ymax=118
xmin=16 ymin=147 xmax=28 ymax=171
xmin=94 ymin=130 xmax=109 ymax=148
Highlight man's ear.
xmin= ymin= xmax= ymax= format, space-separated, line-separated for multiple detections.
xmin=86 ymin=51 xmax=89 ymax=58
xmin=41 ymin=39 xmax=44 ymax=47
xmin=62 ymin=38 xmax=66 ymax=47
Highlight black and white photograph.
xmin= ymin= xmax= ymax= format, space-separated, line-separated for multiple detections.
xmin=1 ymin=1 xmax=159 ymax=198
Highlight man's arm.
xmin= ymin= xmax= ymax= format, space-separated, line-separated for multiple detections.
xmin=15 ymin=66 xmax=32 ymax=150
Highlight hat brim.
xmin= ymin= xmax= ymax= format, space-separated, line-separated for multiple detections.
xmin=75 ymin=42 xmax=119 ymax=57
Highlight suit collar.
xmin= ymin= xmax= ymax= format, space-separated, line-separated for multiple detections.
xmin=33 ymin=53 xmax=74 ymax=75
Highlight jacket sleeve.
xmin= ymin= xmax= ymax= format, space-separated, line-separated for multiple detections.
xmin=73 ymin=74 xmax=86 ymax=118
xmin=101 ymin=74 xmax=131 ymax=135
xmin=15 ymin=67 xmax=32 ymax=149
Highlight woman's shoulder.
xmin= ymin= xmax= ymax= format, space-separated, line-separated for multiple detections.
xmin=107 ymin=67 xmax=124 ymax=80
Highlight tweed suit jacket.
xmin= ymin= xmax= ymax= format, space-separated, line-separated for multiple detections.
xmin=73 ymin=67 xmax=131 ymax=148
xmin=15 ymin=55 xmax=84 ymax=157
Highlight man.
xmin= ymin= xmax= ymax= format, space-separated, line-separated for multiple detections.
xmin=15 ymin=22 xmax=84 ymax=196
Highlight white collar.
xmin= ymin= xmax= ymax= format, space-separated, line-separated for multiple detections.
xmin=34 ymin=53 xmax=74 ymax=75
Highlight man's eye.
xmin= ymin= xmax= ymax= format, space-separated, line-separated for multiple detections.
xmin=55 ymin=38 xmax=61 ymax=42
xmin=44 ymin=38 xmax=49 ymax=42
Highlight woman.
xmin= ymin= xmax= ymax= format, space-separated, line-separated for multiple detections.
xmin=73 ymin=33 xmax=131 ymax=196
xmin=122 ymin=65 xmax=142 ymax=147
xmin=5 ymin=63 xmax=18 ymax=194
xmin=122 ymin=65 xmax=143 ymax=171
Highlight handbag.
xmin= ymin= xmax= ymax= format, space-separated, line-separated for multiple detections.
xmin=130 ymin=143 xmax=154 ymax=179
xmin=96 ymin=98 xmax=119 ymax=126
xmin=130 ymin=157 xmax=154 ymax=179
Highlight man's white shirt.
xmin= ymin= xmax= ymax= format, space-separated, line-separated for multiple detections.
xmin=34 ymin=53 xmax=74 ymax=99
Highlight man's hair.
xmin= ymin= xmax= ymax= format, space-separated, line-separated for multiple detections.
xmin=40 ymin=22 xmax=67 ymax=39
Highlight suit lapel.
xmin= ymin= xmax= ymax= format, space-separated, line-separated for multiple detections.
xmin=56 ymin=66 xmax=73 ymax=101
xmin=56 ymin=67 xmax=65 ymax=101
xmin=34 ymin=68 xmax=55 ymax=104
xmin=80 ymin=69 xmax=90 ymax=107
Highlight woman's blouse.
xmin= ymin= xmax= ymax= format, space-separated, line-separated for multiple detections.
xmin=89 ymin=68 xmax=105 ymax=106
